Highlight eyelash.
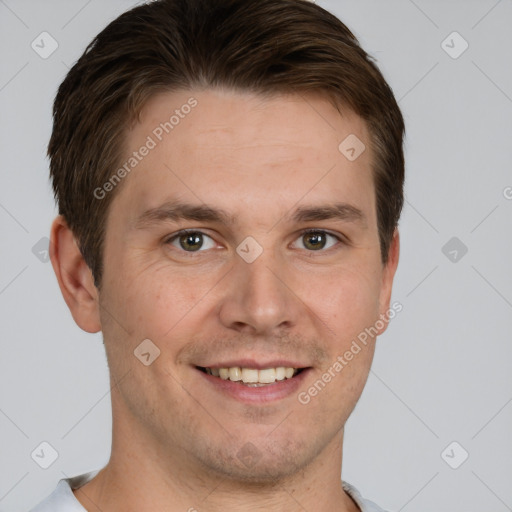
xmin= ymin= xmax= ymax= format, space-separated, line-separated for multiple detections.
xmin=164 ymin=228 xmax=344 ymax=254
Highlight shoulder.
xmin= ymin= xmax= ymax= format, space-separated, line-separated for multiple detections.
xmin=29 ymin=470 xmax=100 ymax=512
xmin=28 ymin=479 xmax=83 ymax=512
xmin=342 ymin=480 xmax=391 ymax=512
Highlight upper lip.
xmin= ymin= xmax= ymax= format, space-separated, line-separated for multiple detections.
xmin=196 ymin=359 xmax=310 ymax=370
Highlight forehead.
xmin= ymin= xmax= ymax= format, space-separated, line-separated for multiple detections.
xmin=113 ymin=88 xmax=376 ymax=225
xmin=135 ymin=88 xmax=369 ymax=149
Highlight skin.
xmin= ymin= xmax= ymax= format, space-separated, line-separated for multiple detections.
xmin=50 ymin=88 xmax=399 ymax=512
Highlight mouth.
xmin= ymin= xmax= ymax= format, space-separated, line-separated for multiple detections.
xmin=196 ymin=366 xmax=305 ymax=387
xmin=194 ymin=363 xmax=311 ymax=403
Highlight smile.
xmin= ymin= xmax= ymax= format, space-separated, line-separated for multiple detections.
xmin=197 ymin=366 xmax=303 ymax=386
xmin=194 ymin=359 xmax=312 ymax=403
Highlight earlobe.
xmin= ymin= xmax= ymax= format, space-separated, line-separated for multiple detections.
xmin=49 ymin=216 xmax=102 ymax=333
xmin=377 ymin=229 xmax=400 ymax=334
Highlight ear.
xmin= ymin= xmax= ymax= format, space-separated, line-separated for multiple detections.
xmin=376 ymin=229 xmax=400 ymax=334
xmin=49 ymin=216 xmax=102 ymax=333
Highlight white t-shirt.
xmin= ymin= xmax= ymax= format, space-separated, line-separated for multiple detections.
xmin=29 ymin=470 xmax=389 ymax=512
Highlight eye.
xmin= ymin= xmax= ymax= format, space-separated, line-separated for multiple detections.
xmin=293 ymin=229 xmax=341 ymax=251
xmin=165 ymin=230 xmax=217 ymax=252
xmin=164 ymin=229 xmax=342 ymax=254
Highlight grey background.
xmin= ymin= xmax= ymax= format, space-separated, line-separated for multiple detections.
xmin=1 ymin=0 xmax=511 ymax=510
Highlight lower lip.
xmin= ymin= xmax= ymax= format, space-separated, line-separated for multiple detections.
xmin=196 ymin=368 xmax=311 ymax=404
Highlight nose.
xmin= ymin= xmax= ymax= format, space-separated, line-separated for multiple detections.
xmin=218 ymin=250 xmax=301 ymax=335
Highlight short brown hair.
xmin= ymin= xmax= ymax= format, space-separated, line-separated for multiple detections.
xmin=49 ymin=0 xmax=405 ymax=287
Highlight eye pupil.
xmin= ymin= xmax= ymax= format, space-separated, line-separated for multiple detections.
xmin=304 ymin=232 xmax=326 ymax=250
xmin=180 ymin=232 xmax=203 ymax=251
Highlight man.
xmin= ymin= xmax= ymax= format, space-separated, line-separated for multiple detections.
xmin=31 ymin=0 xmax=404 ymax=510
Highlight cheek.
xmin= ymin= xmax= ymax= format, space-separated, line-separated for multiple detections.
xmin=118 ymin=269 xmax=208 ymax=339
xmin=308 ymin=267 xmax=381 ymax=338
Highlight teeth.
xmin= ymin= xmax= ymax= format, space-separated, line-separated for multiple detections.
xmin=241 ymin=368 xmax=259 ymax=383
xmin=284 ymin=367 xmax=294 ymax=379
xmin=228 ymin=367 xmax=242 ymax=381
xmin=258 ymin=368 xmax=277 ymax=383
xmin=275 ymin=367 xmax=286 ymax=381
xmin=204 ymin=366 xmax=300 ymax=384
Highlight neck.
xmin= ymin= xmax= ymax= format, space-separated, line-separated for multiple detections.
xmin=73 ymin=397 xmax=360 ymax=512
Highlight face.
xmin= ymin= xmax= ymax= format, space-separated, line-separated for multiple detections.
xmin=96 ymin=88 xmax=398 ymax=483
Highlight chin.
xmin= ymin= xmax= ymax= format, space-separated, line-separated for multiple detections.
xmin=195 ymin=436 xmax=316 ymax=485
xmin=208 ymin=459 xmax=302 ymax=486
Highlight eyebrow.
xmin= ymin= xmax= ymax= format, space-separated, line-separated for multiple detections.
xmin=134 ymin=201 xmax=367 ymax=229
xmin=292 ymin=203 xmax=366 ymax=226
